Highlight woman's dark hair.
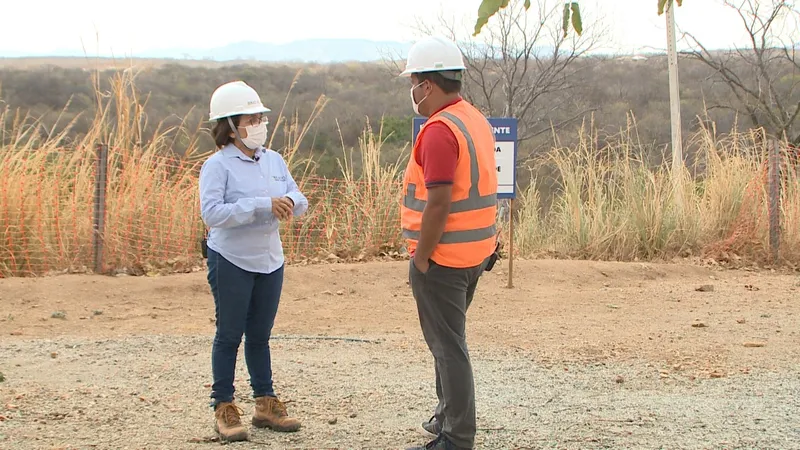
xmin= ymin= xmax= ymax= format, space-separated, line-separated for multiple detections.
xmin=212 ymin=115 xmax=241 ymax=149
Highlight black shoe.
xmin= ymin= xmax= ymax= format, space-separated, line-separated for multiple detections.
xmin=406 ymin=434 xmax=470 ymax=450
xmin=419 ymin=415 xmax=442 ymax=438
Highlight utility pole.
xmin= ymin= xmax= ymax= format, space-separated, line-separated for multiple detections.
xmin=666 ymin=0 xmax=684 ymax=206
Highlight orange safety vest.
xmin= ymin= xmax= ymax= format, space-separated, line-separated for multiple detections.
xmin=401 ymin=100 xmax=498 ymax=269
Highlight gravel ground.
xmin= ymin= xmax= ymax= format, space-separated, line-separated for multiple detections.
xmin=1 ymin=334 xmax=799 ymax=450
xmin=2 ymin=259 xmax=800 ymax=449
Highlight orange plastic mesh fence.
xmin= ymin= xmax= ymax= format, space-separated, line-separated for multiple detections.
xmin=0 ymin=148 xmax=96 ymax=277
xmin=100 ymin=150 xmax=206 ymax=275
xmin=9 ymin=144 xmax=789 ymax=277
xmin=283 ymin=176 xmax=404 ymax=263
xmin=703 ymin=145 xmax=800 ymax=263
xmin=0 ymin=149 xmax=410 ymax=277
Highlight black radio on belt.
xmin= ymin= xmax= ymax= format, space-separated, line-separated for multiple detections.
xmin=484 ymin=241 xmax=501 ymax=272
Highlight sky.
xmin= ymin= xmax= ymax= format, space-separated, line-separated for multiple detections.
xmin=0 ymin=0 xmax=796 ymax=57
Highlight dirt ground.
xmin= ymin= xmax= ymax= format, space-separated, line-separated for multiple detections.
xmin=0 ymin=259 xmax=799 ymax=449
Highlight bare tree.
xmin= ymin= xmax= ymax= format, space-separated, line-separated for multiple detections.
xmin=683 ymin=0 xmax=800 ymax=144
xmin=415 ymin=0 xmax=604 ymax=143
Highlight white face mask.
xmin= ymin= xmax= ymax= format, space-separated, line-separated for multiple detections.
xmin=410 ymin=81 xmax=429 ymax=116
xmin=241 ymin=122 xmax=268 ymax=150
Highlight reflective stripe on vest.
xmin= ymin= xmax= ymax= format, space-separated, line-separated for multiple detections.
xmin=402 ymin=225 xmax=497 ymax=244
xmin=402 ymin=111 xmax=497 ymax=243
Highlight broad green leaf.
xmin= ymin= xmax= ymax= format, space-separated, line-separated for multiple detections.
xmin=473 ymin=0 xmax=684 ymax=36
xmin=658 ymin=0 xmax=684 ymax=15
xmin=570 ymin=2 xmax=583 ymax=36
xmin=473 ymin=0 xmax=511 ymax=36
xmin=658 ymin=0 xmax=669 ymax=15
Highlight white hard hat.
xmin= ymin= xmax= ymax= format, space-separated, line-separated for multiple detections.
xmin=209 ymin=81 xmax=271 ymax=122
xmin=399 ymin=36 xmax=466 ymax=78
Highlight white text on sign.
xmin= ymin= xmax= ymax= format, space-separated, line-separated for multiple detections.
xmin=492 ymin=127 xmax=512 ymax=135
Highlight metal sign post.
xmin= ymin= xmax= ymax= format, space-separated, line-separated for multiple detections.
xmin=412 ymin=116 xmax=518 ymax=287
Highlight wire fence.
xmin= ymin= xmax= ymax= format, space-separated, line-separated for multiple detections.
xmin=704 ymin=140 xmax=799 ymax=263
xmin=0 ymin=145 xmax=407 ymax=277
xmin=0 ymin=140 xmax=797 ymax=278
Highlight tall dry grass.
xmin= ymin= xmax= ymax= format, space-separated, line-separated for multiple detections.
xmin=1 ymin=69 xmax=208 ymax=276
xmin=0 ymin=68 xmax=404 ymax=276
xmin=1 ymin=69 xmax=797 ymax=277
xmin=514 ymin=114 xmax=800 ymax=265
xmin=281 ymin=118 xmax=407 ymax=263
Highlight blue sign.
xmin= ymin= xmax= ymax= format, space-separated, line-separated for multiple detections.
xmin=412 ymin=116 xmax=518 ymax=199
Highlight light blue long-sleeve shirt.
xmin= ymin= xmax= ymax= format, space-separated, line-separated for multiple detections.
xmin=199 ymin=144 xmax=309 ymax=274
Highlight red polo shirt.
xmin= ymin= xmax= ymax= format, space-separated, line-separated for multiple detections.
xmin=415 ymin=98 xmax=462 ymax=187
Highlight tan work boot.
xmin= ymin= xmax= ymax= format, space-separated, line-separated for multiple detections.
xmin=213 ymin=402 xmax=249 ymax=442
xmin=252 ymin=396 xmax=301 ymax=432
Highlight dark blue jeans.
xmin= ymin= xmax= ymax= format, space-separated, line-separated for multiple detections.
xmin=206 ymin=248 xmax=284 ymax=407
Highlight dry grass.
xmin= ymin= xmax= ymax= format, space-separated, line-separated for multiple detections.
xmin=515 ymin=114 xmax=800 ymax=266
xmin=1 ymin=70 xmax=797 ymax=277
xmin=0 ymin=68 xmax=410 ymax=277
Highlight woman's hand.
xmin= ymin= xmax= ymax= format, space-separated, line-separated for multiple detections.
xmin=271 ymin=197 xmax=293 ymax=220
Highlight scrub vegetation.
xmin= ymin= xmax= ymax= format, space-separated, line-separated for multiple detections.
xmin=1 ymin=59 xmax=799 ymax=277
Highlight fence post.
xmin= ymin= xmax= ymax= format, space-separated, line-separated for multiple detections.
xmin=768 ymin=140 xmax=781 ymax=264
xmin=93 ymin=144 xmax=109 ymax=274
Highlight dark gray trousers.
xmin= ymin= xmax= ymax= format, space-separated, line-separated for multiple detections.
xmin=409 ymin=257 xmax=489 ymax=449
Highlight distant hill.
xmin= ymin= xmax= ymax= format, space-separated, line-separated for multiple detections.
xmin=0 ymin=38 xmax=572 ymax=64
xmin=0 ymin=39 xmax=415 ymax=63
xmin=146 ymin=39 xmax=415 ymax=63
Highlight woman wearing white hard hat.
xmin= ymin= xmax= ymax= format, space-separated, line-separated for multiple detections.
xmin=198 ymin=80 xmax=308 ymax=442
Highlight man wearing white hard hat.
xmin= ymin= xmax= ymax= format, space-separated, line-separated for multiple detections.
xmin=400 ymin=36 xmax=499 ymax=450
xmin=198 ymin=80 xmax=308 ymax=442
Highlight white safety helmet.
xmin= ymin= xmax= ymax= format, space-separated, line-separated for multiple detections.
xmin=209 ymin=81 xmax=271 ymax=122
xmin=399 ymin=36 xmax=466 ymax=80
